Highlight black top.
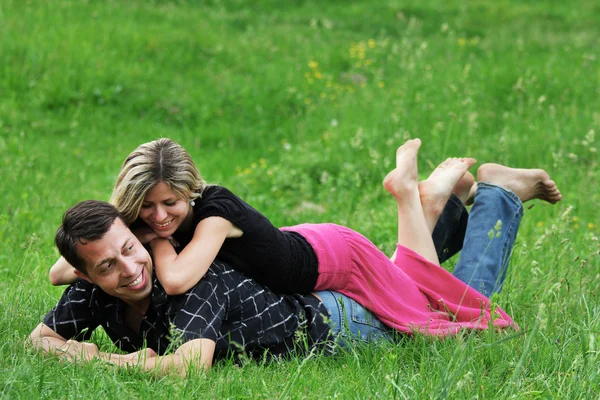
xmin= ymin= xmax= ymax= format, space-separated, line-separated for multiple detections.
xmin=173 ymin=185 xmax=319 ymax=294
xmin=43 ymin=261 xmax=332 ymax=359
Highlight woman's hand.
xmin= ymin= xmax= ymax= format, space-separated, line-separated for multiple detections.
xmin=150 ymin=236 xmax=180 ymax=249
xmin=133 ymin=225 xmax=160 ymax=244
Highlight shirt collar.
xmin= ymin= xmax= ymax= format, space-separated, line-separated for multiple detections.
xmin=85 ymin=271 xmax=166 ymax=320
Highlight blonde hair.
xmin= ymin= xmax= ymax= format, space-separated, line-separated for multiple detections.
xmin=109 ymin=138 xmax=207 ymax=224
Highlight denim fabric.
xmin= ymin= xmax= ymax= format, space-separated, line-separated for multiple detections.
xmin=432 ymin=194 xmax=469 ymax=263
xmin=315 ymin=290 xmax=395 ymax=348
xmin=451 ymin=183 xmax=523 ymax=297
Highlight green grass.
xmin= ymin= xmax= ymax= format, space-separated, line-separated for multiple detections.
xmin=1 ymin=0 xmax=599 ymax=398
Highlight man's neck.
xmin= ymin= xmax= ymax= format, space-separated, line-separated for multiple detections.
xmin=123 ymin=298 xmax=151 ymax=333
xmin=124 ymin=297 xmax=151 ymax=316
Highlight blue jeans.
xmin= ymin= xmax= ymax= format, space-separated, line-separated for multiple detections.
xmin=316 ymin=183 xmax=523 ymax=346
xmin=451 ymin=183 xmax=523 ymax=296
xmin=316 ymin=291 xmax=396 ymax=348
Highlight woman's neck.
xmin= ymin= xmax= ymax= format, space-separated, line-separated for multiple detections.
xmin=179 ymin=205 xmax=195 ymax=234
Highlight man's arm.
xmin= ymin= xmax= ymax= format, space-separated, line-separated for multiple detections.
xmin=29 ymin=323 xmax=149 ymax=366
xmin=29 ymin=322 xmax=99 ymax=361
xmin=102 ymin=338 xmax=216 ymax=377
xmin=30 ymin=322 xmax=215 ymax=376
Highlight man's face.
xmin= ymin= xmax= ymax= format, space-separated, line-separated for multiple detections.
xmin=75 ymin=218 xmax=153 ymax=306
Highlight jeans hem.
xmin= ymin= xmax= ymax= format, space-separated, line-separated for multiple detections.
xmin=477 ymin=182 xmax=523 ymax=212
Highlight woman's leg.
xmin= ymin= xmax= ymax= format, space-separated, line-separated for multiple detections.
xmin=383 ymin=139 xmax=476 ymax=265
xmin=419 ymin=171 xmax=475 ymax=233
xmin=383 ymin=139 xmax=440 ymax=264
xmin=389 ymin=193 xmax=472 ymax=264
xmin=422 ymin=170 xmax=476 ymax=263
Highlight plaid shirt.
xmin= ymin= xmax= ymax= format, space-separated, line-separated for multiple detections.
xmin=43 ymin=260 xmax=332 ymax=358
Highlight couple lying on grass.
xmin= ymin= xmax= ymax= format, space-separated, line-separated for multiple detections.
xmin=30 ymin=138 xmax=562 ymax=376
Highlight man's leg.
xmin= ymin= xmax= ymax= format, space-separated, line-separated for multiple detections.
xmin=451 ymin=183 xmax=523 ymax=296
xmin=315 ymin=290 xmax=395 ymax=348
xmin=452 ymin=164 xmax=562 ymax=296
xmin=431 ymin=194 xmax=469 ymax=263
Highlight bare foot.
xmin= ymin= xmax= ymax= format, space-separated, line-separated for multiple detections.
xmin=452 ymin=171 xmax=476 ymax=205
xmin=477 ymin=163 xmax=562 ymax=204
xmin=419 ymin=157 xmax=477 ymax=231
xmin=383 ymin=139 xmax=422 ymax=201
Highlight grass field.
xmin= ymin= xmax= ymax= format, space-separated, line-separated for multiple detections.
xmin=1 ymin=0 xmax=599 ymax=398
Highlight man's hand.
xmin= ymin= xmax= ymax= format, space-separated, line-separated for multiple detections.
xmin=29 ymin=323 xmax=215 ymax=377
xmin=100 ymin=347 xmax=158 ymax=367
xmin=128 ymin=347 xmax=158 ymax=361
xmin=28 ymin=324 xmax=102 ymax=362
xmin=59 ymin=339 xmax=100 ymax=362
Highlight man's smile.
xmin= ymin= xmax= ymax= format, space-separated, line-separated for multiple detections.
xmin=124 ymin=269 xmax=145 ymax=289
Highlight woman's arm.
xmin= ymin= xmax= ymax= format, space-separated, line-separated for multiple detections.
xmin=151 ymin=216 xmax=241 ymax=295
xmin=48 ymin=257 xmax=78 ymax=286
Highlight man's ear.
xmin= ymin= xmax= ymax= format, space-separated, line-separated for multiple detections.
xmin=74 ymin=269 xmax=94 ymax=284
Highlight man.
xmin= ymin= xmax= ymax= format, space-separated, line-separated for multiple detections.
xmin=30 ymin=158 xmax=561 ymax=377
xmin=31 ymin=201 xmax=336 ymax=376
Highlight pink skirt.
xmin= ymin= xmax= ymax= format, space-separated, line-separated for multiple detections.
xmin=284 ymin=223 xmax=515 ymax=336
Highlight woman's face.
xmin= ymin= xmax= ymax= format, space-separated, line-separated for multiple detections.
xmin=138 ymin=181 xmax=192 ymax=237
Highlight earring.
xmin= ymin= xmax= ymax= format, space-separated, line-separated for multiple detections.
xmin=190 ymin=200 xmax=196 ymax=207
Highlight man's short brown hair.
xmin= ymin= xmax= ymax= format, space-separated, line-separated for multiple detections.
xmin=55 ymin=200 xmax=125 ymax=273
